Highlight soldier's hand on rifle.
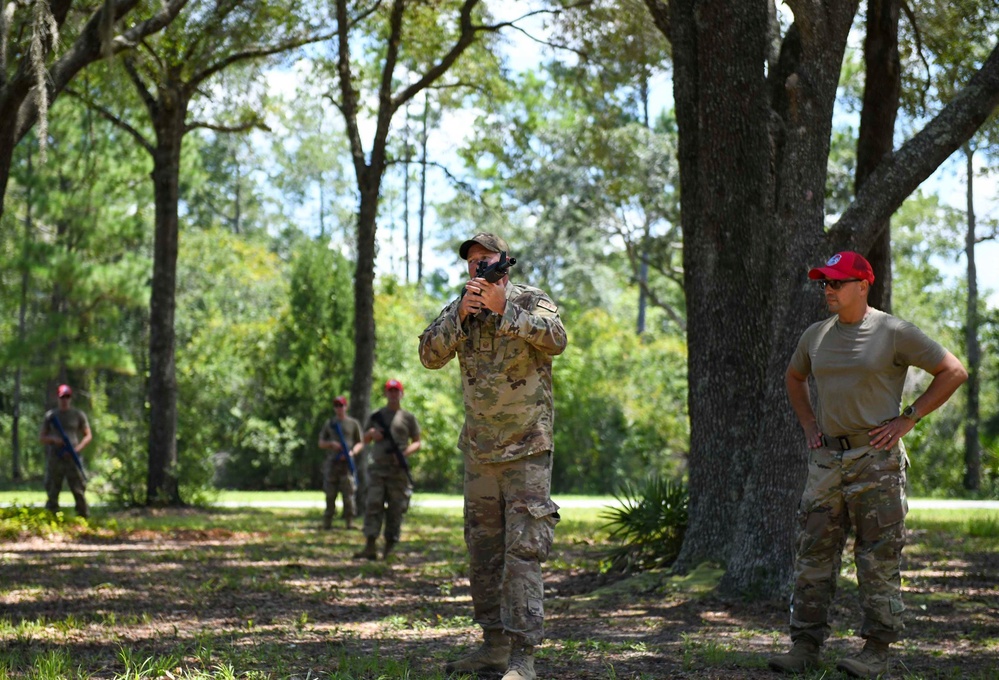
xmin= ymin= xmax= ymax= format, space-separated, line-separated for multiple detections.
xmin=459 ymin=282 xmax=485 ymax=320
xmin=367 ymin=427 xmax=384 ymax=442
xmin=474 ymin=277 xmax=506 ymax=314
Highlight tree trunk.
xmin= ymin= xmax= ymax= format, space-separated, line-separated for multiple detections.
xmin=11 ymin=141 xmax=34 ymax=482
xmin=0 ymin=97 xmax=20 ymax=220
xmin=963 ymin=144 xmax=981 ymax=492
xmin=350 ymin=178 xmax=380 ymax=425
xmin=855 ymin=0 xmax=900 ymax=312
xmin=668 ymin=0 xmax=860 ymax=598
xmin=669 ymin=0 xmax=778 ymax=575
xmin=418 ymin=91 xmax=429 ymax=284
xmin=146 ymin=103 xmax=187 ymax=507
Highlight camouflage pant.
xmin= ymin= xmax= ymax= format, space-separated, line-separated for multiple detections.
xmin=464 ymin=451 xmax=560 ymax=647
xmin=790 ymin=443 xmax=908 ymax=646
xmin=362 ymin=464 xmax=412 ymax=543
xmin=44 ymin=451 xmax=88 ymax=518
xmin=354 ymin=451 xmax=369 ymax=522
xmin=323 ymin=459 xmax=357 ymax=526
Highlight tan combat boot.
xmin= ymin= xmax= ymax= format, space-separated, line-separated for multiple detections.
xmin=501 ymin=644 xmax=535 ymax=680
xmin=444 ymin=630 xmax=511 ymax=674
xmin=352 ymin=536 xmax=377 ymax=560
xmin=767 ymin=639 xmax=820 ymax=674
xmin=836 ymin=639 xmax=889 ymax=678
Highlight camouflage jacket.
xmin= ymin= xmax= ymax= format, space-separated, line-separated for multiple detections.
xmin=418 ymin=282 xmax=567 ymax=463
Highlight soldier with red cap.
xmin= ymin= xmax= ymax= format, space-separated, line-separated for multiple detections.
xmin=318 ymin=395 xmax=364 ymax=530
xmin=769 ymin=251 xmax=967 ymax=678
xmin=353 ymin=378 xmax=421 ymax=560
xmin=38 ymin=384 xmax=92 ymax=519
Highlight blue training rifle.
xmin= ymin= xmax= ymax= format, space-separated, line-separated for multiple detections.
xmin=333 ymin=420 xmax=358 ymax=481
xmin=50 ymin=413 xmax=87 ymax=481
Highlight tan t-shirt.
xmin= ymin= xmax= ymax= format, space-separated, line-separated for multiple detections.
xmin=40 ymin=408 xmax=90 ymax=454
xmin=366 ymin=407 xmax=420 ymax=470
xmin=319 ymin=416 xmax=363 ymax=459
xmin=790 ymin=309 xmax=946 ymax=437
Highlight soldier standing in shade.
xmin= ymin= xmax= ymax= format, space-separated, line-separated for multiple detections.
xmin=768 ymin=251 xmax=967 ymax=678
xmin=419 ymin=233 xmax=567 ymax=680
xmin=39 ymin=384 xmax=92 ymax=519
xmin=352 ymin=379 xmax=421 ymax=560
xmin=318 ymin=395 xmax=364 ymax=530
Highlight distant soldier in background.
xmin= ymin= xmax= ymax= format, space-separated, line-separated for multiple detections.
xmin=39 ymin=384 xmax=92 ymax=519
xmin=318 ymin=395 xmax=364 ymax=530
xmin=419 ymin=233 xmax=567 ymax=680
xmin=352 ymin=379 xmax=421 ymax=560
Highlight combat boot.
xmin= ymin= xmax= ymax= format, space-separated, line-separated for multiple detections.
xmin=352 ymin=536 xmax=377 ymax=560
xmin=767 ymin=639 xmax=820 ymax=674
xmin=501 ymin=644 xmax=535 ymax=680
xmin=836 ymin=639 xmax=889 ymax=678
xmin=382 ymin=539 xmax=397 ymax=559
xmin=444 ymin=630 xmax=511 ymax=674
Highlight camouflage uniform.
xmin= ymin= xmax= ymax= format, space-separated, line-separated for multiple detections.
xmin=419 ymin=280 xmax=567 ymax=648
xmin=40 ymin=408 xmax=90 ymax=518
xmin=319 ymin=415 xmax=362 ymax=528
xmin=788 ymin=309 xmax=946 ymax=646
xmin=363 ymin=407 xmax=420 ymax=544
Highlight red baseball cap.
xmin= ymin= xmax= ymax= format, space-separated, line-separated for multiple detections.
xmin=57 ymin=384 xmax=72 ymax=398
xmin=333 ymin=396 xmax=347 ymax=407
xmin=385 ymin=379 xmax=403 ymax=392
xmin=808 ymin=251 xmax=875 ymax=284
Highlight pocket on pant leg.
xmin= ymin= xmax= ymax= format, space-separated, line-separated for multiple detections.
xmin=518 ymin=500 xmax=560 ymax=563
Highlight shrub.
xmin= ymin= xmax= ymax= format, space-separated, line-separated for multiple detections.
xmin=601 ymin=474 xmax=688 ymax=574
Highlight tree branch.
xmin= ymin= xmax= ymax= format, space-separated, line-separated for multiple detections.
xmin=641 ymin=0 xmax=670 ymax=40
xmin=191 ymin=32 xmax=336 ymax=90
xmin=123 ymin=56 xmax=158 ymax=119
xmin=185 ymin=119 xmax=269 ymax=134
xmin=834 ymin=43 xmax=999 ymax=251
xmin=65 ymin=86 xmax=153 ymax=153
xmin=900 ymin=0 xmax=930 ymax=111
xmin=335 ymin=0 xmax=369 ymax=181
xmin=14 ymin=0 xmax=188 ymax=143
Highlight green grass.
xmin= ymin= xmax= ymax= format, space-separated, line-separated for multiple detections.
xmin=1 ymin=498 xmax=996 ymax=679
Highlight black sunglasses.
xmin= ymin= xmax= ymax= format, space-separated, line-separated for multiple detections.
xmin=817 ymin=279 xmax=862 ymax=290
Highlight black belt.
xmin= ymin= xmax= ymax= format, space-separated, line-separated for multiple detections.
xmin=821 ymin=433 xmax=874 ymax=451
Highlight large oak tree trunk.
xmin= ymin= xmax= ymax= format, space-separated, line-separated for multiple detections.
xmin=146 ymin=105 xmax=187 ymax=506
xmin=668 ymin=0 xmax=777 ymax=574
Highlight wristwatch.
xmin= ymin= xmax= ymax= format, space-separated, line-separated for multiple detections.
xmin=902 ymin=404 xmax=921 ymax=423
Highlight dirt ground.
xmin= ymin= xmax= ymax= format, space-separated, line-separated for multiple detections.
xmin=1 ymin=510 xmax=997 ymax=679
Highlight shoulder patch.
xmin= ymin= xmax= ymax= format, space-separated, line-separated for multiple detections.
xmin=536 ymin=299 xmax=558 ymax=313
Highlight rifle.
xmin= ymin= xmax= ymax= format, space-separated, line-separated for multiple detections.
xmin=370 ymin=410 xmax=414 ymax=486
xmin=332 ymin=420 xmax=358 ymax=481
xmin=50 ymin=413 xmax=87 ymax=481
xmin=476 ymin=250 xmax=516 ymax=282
xmin=460 ymin=251 xmax=517 ymax=300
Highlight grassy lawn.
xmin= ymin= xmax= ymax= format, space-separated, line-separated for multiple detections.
xmin=0 ymin=498 xmax=996 ymax=679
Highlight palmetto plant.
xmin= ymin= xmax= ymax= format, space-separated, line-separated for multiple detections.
xmin=601 ymin=474 xmax=688 ymax=574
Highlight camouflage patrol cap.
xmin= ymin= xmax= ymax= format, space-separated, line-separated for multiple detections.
xmin=459 ymin=233 xmax=510 ymax=260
